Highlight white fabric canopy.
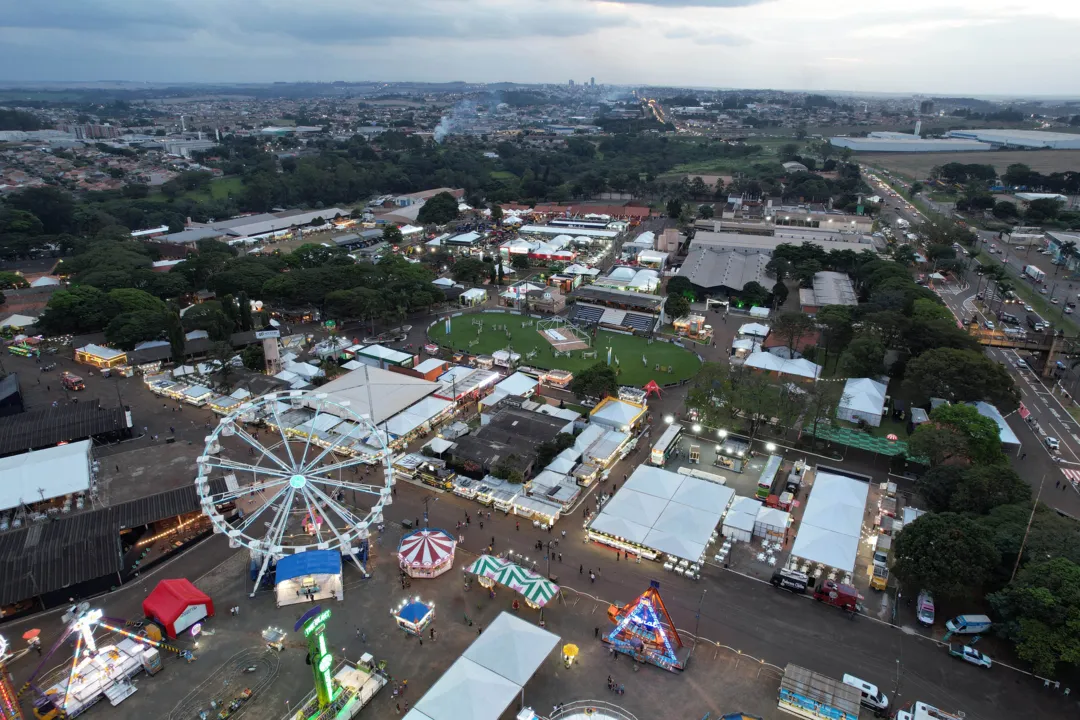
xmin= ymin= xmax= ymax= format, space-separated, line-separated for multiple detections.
xmin=790 ymin=470 xmax=869 ymax=573
xmin=410 ymin=612 xmax=559 ymax=720
xmin=744 ymin=352 xmax=821 ymax=379
xmin=838 ymin=378 xmax=887 ymax=427
xmin=589 ymin=465 xmax=729 ymax=562
xmin=494 ymin=372 xmax=538 ymax=397
xmin=0 ymin=440 xmax=91 ymax=512
xmin=739 ymin=322 xmax=770 ymax=337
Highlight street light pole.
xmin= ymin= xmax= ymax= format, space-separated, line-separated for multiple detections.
xmin=690 ymin=588 xmax=706 ymax=662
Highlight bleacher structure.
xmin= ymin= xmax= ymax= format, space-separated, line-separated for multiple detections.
xmin=567 ymin=285 xmax=664 ymax=335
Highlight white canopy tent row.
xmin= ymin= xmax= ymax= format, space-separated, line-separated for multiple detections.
xmin=587 ymin=465 xmax=735 ymax=563
xmin=404 ymin=612 xmax=559 ymax=720
xmin=789 ymin=469 xmax=870 ymax=576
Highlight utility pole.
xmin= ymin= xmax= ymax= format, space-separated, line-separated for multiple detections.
xmin=689 ymin=588 xmax=706 ymax=662
xmin=1011 ymin=474 xmax=1045 ymax=583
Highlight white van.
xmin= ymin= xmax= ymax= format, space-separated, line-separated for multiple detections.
xmin=843 ymin=674 xmax=889 ymax=715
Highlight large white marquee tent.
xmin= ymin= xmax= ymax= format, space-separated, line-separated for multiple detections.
xmin=789 ymin=469 xmax=869 ymax=575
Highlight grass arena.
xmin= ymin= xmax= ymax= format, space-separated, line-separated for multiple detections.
xmin=430 ymin=312 xmax=702 ymax=386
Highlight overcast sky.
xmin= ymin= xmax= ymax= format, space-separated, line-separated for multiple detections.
xmin=2 ymin=0 xmax=1078 ymax=96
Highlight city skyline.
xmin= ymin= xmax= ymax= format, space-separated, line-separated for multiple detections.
xmin=1 ymin=0 xmax=1079 ymax=95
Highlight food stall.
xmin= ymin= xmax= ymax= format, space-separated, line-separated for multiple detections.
xmin=75 ymin=343 xmax=127 ymax=368
xmin=392 ymin=598 xmax=435 ymax=637
xmin=397 ymin=529 xmax=456 ymax=579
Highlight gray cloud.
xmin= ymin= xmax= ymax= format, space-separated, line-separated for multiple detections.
xmin=665 ymin=26 xmax=749 ymax=45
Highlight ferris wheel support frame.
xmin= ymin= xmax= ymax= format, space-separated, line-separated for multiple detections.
xmin=195 ymin=388 xmax=394 ymax=599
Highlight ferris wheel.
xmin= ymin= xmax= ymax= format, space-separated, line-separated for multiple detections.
xmin=195 ymin=392 xmax=394 ymax=596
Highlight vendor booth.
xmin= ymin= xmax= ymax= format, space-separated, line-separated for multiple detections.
xmin=397 ymin=529 xmax=456 ymax=578
xmin=393 ymin=598 xmax=435 ymax=636
xmin=75 ymin=343 xmax=128 ymax=368
xmin=464 ymin=555 xmax=560 ymax=609
xmin=274 ymin=549 xmax=343 ymax=607
xmin=142 ymin=578 xmax=214 ymax=639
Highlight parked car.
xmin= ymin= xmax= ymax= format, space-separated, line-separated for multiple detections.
xmin=916 ymin=590 xmax=935 ymax=626
xmin=949 ymin=644 xmax=992 ymax=669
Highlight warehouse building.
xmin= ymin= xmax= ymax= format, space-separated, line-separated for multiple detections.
xmin=947 ymin=129 xmax=1080 ymax=150
xmin=829 ymin=135 xmax=992 ymax=153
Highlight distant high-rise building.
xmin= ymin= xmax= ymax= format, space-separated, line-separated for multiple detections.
xmin=590 ymin=77 xmax=595 ymax=87
xmin=919 ymin=99 xmax=934 ymax=115
xmin=569 ymin=79 xmax=575 ymax=88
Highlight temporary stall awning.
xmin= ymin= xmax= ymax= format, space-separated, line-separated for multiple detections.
xmin=789 ymin=470 xmax=869 ymax=574
xmin=0 ymin=439 xmax=91 ymax=512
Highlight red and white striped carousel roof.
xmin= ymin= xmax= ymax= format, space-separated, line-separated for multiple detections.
xmin=397 ymin=529 xmax=456 ymax=567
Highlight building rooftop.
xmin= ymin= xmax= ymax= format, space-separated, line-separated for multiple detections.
xmin=678 ymin=246 xmax=771 ymax=292
xmin=802 ymin=271 xmax=858 ymax=306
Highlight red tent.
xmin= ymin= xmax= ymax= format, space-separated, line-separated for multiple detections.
xmin=642 ymin=380 xmax=663 ymax=398
xmin=142 ymin=578 xmax=214 ymax=639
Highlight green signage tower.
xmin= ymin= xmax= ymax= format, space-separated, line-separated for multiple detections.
xmin=303 ymin=608 xmax=335 ymax=708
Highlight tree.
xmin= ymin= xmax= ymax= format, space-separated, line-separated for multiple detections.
xmin=909 ymin=181 xmax=924 ymax=197
xmin=950 ymin=465 xmax=1031 ymax=515
xmin=236 ymin=291 xmax=254 ymax=332
xmin=908 ymin=404 xmax=1006 ymax=467
xmin=241 ymin=343 xmax=265 ymax=371
xmin=902 ymin=348 xmax=1019 ymax=409
xmin=891 ymin=244 xmax=917 ymax=266
xmin=105 ymin=310 xmax=167 ymax=350
xmin=451 ymin=258 xmax=490 ymax=285
xmin=892 ymin=512 xmax=999 ymax=600
xmin=993 ymin=201 xmax=1019 ymax=220
xmin=108 ymin=288 xmax=164 ymax=315
xmin=988 ymin=557 xmax=1080 ymax=677
xmin=838 ymin=335 xmax=885 ymax=377
xmin=490 ymin=204 xmax=504 ymax=225
xmin=37 ymin=285 xmax=117 ymax=334
xmin=0 ymin=272 xmax=28 ymax=290
xmin=772 ymin=281 xmax=789 ymax=307
xmin=698 ymin=204 xmax=714 ymax=219
xmin=165 ymin=308 xmax=186 ymax=361
xmin=666 ymin=198 xmax=683 ymax=219
xmin=382 ymin=225 xmax=404 ymax=245
xmin=511 ymin=254 xmax=529 ymax=270
xmin=765 ymin=257 xmax=792 ymax=281
xmin=816 ymin=305 xmax=854 ymax=368
xmin=570 ymin=362 xmax=618 ymax=401
xmin=916 ymin=465 xmax=966 ymax=513
xmin=181 ymin=301 xmax=233 ymax=341
xmin=665 ymin=294 xmax=690 ymax=321
xmin=739 ymin=281 xmax=769 ymax=307
xmin=417 ymin=192 xmax=460 ymax=225
xmin=772 ymin=312 xmax=814 ymax=353
xmin=665 ymin=276 xmax=695 ymax=298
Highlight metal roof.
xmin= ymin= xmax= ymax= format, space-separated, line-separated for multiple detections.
xmin=0 ymin=400 xmax=129 ymax=457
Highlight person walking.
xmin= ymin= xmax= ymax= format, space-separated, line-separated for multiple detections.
xmin=516 ymin=521 xmax=520 ymax=531
xmin=595 ymin=627 xmax=600 ymax=638
xmin=579 ymin=564 xmax=584 ymax=574
xmin=590 ymin=571 xmax=595 ymax=583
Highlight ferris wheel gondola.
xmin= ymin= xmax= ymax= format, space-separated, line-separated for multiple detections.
xmin=195 ymin=392 xmax=395 ymax=596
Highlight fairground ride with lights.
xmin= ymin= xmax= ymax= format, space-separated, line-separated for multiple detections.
xmin=17 ymin=603 xmax=180 ymax=720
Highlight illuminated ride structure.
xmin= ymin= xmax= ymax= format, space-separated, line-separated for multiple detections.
xmin=602 ymin=581 xmax=689 ymax=672
xmin=195 ymin=392 xmax=395 ymax=596
xmin=287 ymin=607 xmax=386 ymax=720
xmin=18 ymin=603 xmax=175 ymax=720
xmin=0 ymin=635 xmax=23 ymax=720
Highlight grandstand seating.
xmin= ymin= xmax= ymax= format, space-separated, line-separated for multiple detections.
xmin=623 ymin=312 xmax=657 ymax=333
xmin=571 ymin=303 xmax=605 ymax=325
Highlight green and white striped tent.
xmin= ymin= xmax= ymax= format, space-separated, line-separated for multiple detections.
xmin=465 ymin=555 xmax=561 ymax=607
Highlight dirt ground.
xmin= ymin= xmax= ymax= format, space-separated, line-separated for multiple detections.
xmin=860 ymin=149 xmax=1080 ymax=180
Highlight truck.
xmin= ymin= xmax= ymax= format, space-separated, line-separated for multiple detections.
xmin=60 ymin=371 xmax=85 ymax=391
xmin=778 ymin=665 xmax=861 ymax=720
xmin=1023 ymin=264 xmax=1046 ymax=282
xmin=813 ymin=579 xmax=863 ymax=614
xmin=945 ymin=613 xmax=992 ymax=634
xmin=948 ymin=643 xmax=992 ymax=669
xmin=895 ymin=701 xmax=965 ymax=720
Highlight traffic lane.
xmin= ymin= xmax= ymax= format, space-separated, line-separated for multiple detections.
xmin=558 ymin=550 xmax=1054 ymax=720
xmin=397 ymin=485 xmax=1051 ymax=720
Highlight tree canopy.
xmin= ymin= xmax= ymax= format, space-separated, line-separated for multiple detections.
xmin=892 ymin=512 xmax=999 ymax=600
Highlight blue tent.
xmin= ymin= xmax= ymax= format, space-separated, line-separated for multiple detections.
xmin=396 ymin=601 xmax=434 ymax=628
xmin=276 ymin=550 xmax=341 ymax=583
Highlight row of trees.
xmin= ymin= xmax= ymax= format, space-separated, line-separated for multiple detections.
xmin=895 ymin=403 xmax=1080 ymax=677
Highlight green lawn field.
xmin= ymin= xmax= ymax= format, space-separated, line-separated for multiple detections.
xmin=430 ymin=312 xmax=702 ymax=386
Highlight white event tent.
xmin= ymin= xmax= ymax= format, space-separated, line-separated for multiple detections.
xmin=405 ymin=612 xmax=559 ymax=720
xmin=837 ymin=378 xmax=887 ymax=427
xmin=0 ymin=439 xmax=92 ymax=512
xmin=588 ymin=465 xmax=735 ymax=562
xmin=789 ymin=469 xmax=869 ymax=575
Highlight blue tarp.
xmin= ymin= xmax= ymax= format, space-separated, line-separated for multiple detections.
xmin=396 ymin=601 xmax=432 ymax=625
xmin=275 ymin=550 xmax=342 ymax=583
